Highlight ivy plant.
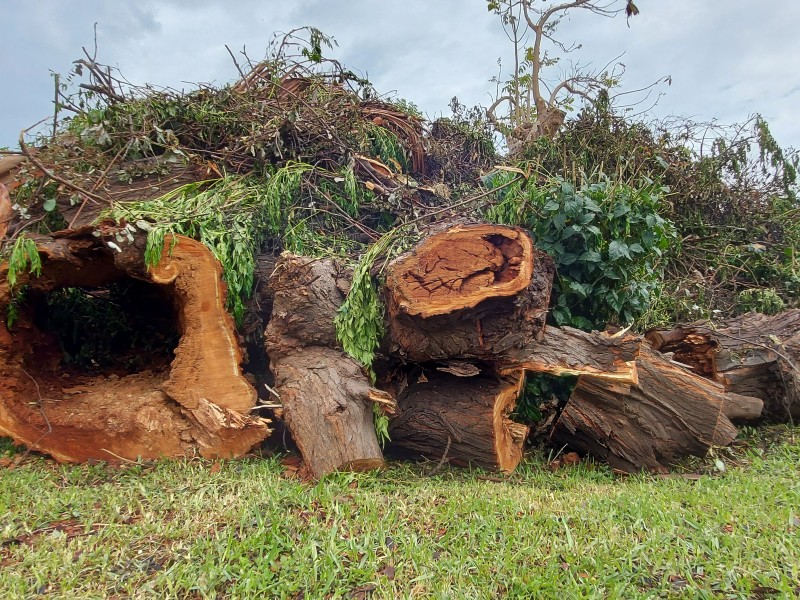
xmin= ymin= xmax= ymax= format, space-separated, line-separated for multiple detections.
xmin=486 ymin=172 xmax=674 ymax=330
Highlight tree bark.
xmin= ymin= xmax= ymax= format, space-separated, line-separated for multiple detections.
xmin=388 ymin=370 xmax=529 ymax=472
xmin=0 ymin=231 xmax=270 ymax=462
xmin=498 ymin=326 xmax=642 ymax=384
xmin=386 ymin=224 xmax=554 ymax=362
xmin=264 ymin=253 xmax=389 ymax=479
xmin=646 ymin=310 xmax=800 ymax=421
xmin=551 ymin=345 xmax=758 ymax=473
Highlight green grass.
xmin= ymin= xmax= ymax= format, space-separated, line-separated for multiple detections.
xmin=1 ymin=428 xmax=798 ymax=599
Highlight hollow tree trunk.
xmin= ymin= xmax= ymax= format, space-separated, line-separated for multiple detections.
xmin=646 ymin=310 xmax=800 ymax=421
xmin=385 ymin=224 xmax=554 ymax=362
xmin=551 ymin=345 xmax=762 ymax=473
xmin=0 ymin=231 xmax=270 ymax=462
xmin=264 ymin=253 xmax=390 ymax=479
xmin=497 ymin=326 xmax=643 ymax=384
xmin=387 ymin=370 xmax=529 ymax=472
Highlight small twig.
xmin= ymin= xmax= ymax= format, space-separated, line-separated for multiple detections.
xmin=264 ymin=383 xmax=281 ymax=400
xmin=52 ymin=73 xmax=60 ymax=139
xmin=14 ymin=367 xmax=53 ymax=463
xmin=68 ymin=140 xmax=131 ymax=229
xmin=100 ymin=448 xmax=140 ymax=464
xmin=401 ymin=174 xmax=523 ymax=228
xmin=426 ymin=435 xmax=452 ymax=476
xmin=226 ymin=45 xmax=249 ymax=88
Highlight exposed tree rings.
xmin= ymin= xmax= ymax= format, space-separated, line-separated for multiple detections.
xmin=387 ymin=224 xmax=534 ymax=318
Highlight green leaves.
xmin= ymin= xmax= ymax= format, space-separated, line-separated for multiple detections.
xmin=6 ymin=234 xmax=42 ymax=289
xmin=486 ymin=173 xmax=675 ymax=330
xmin=334 ymin=232 xmax=398 ymax=379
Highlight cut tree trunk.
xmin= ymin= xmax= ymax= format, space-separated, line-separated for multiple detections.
xmin=497 ymin=326 xmax=642 ymax=384
xmin=386 ymin=224 xmax=554 ymax=362
xmin=646 ymin=310 xmax=800 ymax=421
xmin=0 ymin=230 xmax=270 ymax=462
xmin=551 ymin=345 xmax=761 ymax=473
xmin=387 ymin=370 xmax=528 ymax=472
xmin=265 ymin=253 xmax=390 ymax=479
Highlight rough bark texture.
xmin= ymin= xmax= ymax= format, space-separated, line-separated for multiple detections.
xmin=388 ymin=370 xmax=528 ymax=472
xmin=265 ymin=253 xmax=387 ymax=479
xmin=551 ymin=345 xmax=746 ymax=473
xmin=387 ymin=225 xmax=554 ymax=362
xmin=498 ymin=326 xmax=642 ymax=384
xmin=646 ymin=310 xmax=800 ymax=421
xmin=0 ymin=231 xmax=270 ymax=462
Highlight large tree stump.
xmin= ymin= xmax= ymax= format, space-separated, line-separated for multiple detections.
xmin=0 ymin=231 xmax=270 ymax=462
xmin=387 ymin=370 xmax=528 ymax=472
xmin=646 ymin=310 xmax=800 ymax=421
xmin=498 ymin=326 xmax=642 ymax=383
xmin=265 ymin=254 xmax=389 ymax=479
xmin=386 ymin=224 xmax=554 ymax=362
xmin=551 ymin=345 xmax=761 ymax=473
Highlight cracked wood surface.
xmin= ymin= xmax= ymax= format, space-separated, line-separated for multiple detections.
xmin=646 ymin=310 xmax=800 ymax=421
xmin=386 ymin=223 xmax=534 ymax=318
xmin=387 ymin=227 xmax=554 ymax=362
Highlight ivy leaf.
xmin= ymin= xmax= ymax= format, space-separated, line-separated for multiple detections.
xmin=579 ymin=250 xmax=602 ymax=263
xmin=608 ymin=240 xmax=631 ymax=261
xmin=585 ymin=225 xmax=601 ymax=237
xmin=612 ymin=202 xmax=631 ymax=217
xmin=568 ymin=280 xmax=589 ymax=298
xmin=543 ymin=199 xmax=560 ymax=212
xmin=559 ymin=253 xmax=579 ymax=266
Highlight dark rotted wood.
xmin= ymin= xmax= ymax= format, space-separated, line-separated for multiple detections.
xmin=387 ymin=225 xmax=554 ymax=362
xmin=387 ymin=370 xmax=528 ymax=472
xmin=551 ymin=345 xmax=752 ymax=473
xmin=498 ymin=326 xmax=642 ymax=384
xmin=0 ymin=231 xmax=270 ymax=463
xmin=265 ymin=253 xmax=389 ymax=479
xmin=646 ymin=310 xmax=800 ymax=421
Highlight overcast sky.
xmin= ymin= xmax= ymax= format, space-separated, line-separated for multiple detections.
xmin=2 ymin=0 xmax=799 ymax=152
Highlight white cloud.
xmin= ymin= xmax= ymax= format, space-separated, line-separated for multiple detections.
xmin=2 ymin=0 xmax=798 ymax=150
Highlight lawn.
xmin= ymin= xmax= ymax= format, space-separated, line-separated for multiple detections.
xmin=1 ymin=427 xmax=798 ymax=599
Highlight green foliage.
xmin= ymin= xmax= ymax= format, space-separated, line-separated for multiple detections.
xmin=520 ymin=108 xmax=799 ymax=323
xmin=373 ymin=403 xmax=390 ymax=447
xmin=365 ymin=124 xmax=410 ymax=173
xmin=485 ymin=172 xmax=674 ymax=329
xmin=107 ymin=170 xmax=307 ymax=324
xmin=334 ymin=232 xmax=398 ymax=378
xmin=39 ymin=284 xmax=179 ymax=371
xmin=736 ymin=288 xmax=785 ymax=315
xmin=511 ymin=373 xmax=577 ymax=425
xmin=4 ymin=234 xmax=42 ymax=289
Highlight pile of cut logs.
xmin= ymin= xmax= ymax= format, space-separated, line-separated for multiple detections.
xmin=1 ymin=223 xmax=796 ymax=477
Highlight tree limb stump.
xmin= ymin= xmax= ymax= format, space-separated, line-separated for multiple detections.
xmin=265 ymin=254 xmax=386 ymax=479
xmin=498 ymin=326 xmax=642 ymax=383
xmin=551 ymin=345 xmax=755 ymax=473
xmin=646 ymin=310 xmax=800 ymax=421
xmin=386 ymin=224 xmax=554 ymax=361
xmin=387 ymin=370 xmax=528 ymax=472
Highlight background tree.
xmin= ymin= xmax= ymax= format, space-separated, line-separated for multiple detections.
xmin=486 ymin=0 xmax=649 ymax=151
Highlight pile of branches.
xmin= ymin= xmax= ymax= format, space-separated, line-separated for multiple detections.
xmin=3 ymin=29 xmax=498 ymax=247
